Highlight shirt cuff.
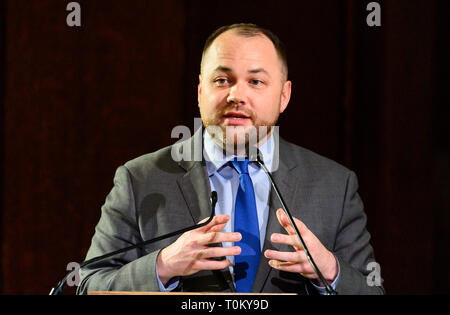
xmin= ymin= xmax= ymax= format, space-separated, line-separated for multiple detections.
xmin=155 ymin=264 xmax=179 ymax=292
xmin=310 ymin=255 xmax=340 ymax=295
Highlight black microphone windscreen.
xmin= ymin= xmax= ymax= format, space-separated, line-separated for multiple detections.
xmin=210 ymin=191 xmax=218 ymax=205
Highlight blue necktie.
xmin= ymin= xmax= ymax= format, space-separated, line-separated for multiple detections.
xmin=231 ymin=158 xmax=260 ymax=293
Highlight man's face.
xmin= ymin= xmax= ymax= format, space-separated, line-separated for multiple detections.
xmin=198 ymin=30 xmax=291 ymax=152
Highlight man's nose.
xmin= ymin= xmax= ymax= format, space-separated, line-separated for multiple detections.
xmin=227 ymin=81 xmax=247 ymax=105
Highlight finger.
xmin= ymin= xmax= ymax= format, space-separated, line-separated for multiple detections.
xmin=270 ymin=233 xmax=302 ymax=250
xmin=195 ymin=258 xmax=232 ymax=271
xmin=268 ymin=260 xmax=301 ymax=273
xmin=198 ymin=214 xmax=230 ymax=231
xmin=199 ymin=231 xmax=242 ymax=245
xmin=276 ymin=209 xmax=309 ymax=237
xmin=268 ymin=259 xmax=316 ymax=277
xmin=199 ymin=246 xmax=241 ymax=259
xmin=198 ymin=214 xmax=229 ymax=225
xmin=264 ymin=249 xmax=307 ymax=263
xmin=208 ymin=222 xmax=228 ymax=233
xmin=276 ymin=209 xmax=296 ymax=235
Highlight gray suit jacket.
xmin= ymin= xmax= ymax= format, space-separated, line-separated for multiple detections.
xmin=77 ymin=129 xmax=384 ymax=295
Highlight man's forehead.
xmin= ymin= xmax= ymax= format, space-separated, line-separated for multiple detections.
xmin=203 ymin=31 xmax=279 ymax=69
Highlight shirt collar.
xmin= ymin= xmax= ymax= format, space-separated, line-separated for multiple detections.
xmin=203 ymin=128 xmax=275 ymax=176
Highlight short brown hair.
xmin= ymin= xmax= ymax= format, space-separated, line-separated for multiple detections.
xmin=201 ymin=23 xmax=288 ymax=80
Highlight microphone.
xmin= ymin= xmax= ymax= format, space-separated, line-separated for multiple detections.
xmin=249 ymin=147 xmax=338 ymax=295
xmin=50 ymin=191 xmax=218 ymax=295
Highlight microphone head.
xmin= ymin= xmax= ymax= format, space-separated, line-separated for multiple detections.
xmin=210 ymin=191 xmax=218 ymax=205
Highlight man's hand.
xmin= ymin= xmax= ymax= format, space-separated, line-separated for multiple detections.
xmin=156 ymin=214 xmax=242 ymax=286
xmin=264 ymin=209 xmax=338 ymax=286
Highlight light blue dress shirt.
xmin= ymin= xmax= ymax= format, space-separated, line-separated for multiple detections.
xmin=156 ymin=129 xmax=339 ymax=293
xmin=203 ymin=129 xmax=274 ymax=260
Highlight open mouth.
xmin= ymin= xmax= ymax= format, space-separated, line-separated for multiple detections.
xmin=223 ymin=112 xmax=251 ymax=120
xmin=222 ymin=112 xmax=252 ymax=126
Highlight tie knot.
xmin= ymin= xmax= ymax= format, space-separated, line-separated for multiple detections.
xmin=231 ymin=158 xmax=250 ymax=175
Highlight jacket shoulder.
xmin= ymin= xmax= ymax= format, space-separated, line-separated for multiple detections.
xmin=280 ymin=138 xmax=353 ymax=180
xmin=122 ymin=144 xmax=181 ymax=181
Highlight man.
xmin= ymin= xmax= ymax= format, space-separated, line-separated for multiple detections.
xmin=77 ymin=24 xmax=384 ymax=294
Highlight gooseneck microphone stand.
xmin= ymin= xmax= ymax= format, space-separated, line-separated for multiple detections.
xmin=250 ymin=148 xmax=338 ymax=295
xmin=50 ymin=191 xmax=218 ymax=295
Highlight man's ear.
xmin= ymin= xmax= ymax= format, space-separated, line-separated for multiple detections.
xmin=197 ymin=74 xmax=202 ymax=106
xmin=280 ymin=80 xmax=292 ymax=113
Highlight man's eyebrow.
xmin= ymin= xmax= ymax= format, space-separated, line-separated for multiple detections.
xmin=248 ymin=68 xmax=269 ymax=76
xmin=213 ymin=66 xmax=270 ymax=76
xmin=213 ymin=66 xmax=233 ymax=73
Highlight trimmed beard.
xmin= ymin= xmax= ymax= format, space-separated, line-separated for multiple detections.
xmin=203 ymin=117 xmax=278 ymax=155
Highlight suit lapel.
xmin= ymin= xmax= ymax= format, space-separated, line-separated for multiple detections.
xmin=253 ymin=138 xmax=299 ymax=292
xmin=177 ymin=162 xmax=212 ymax=224
xmin=175 ymin=127 xmax=212 ymax=223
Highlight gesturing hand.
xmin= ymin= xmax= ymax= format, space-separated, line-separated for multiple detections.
xmin=264 ymin=209 xmax=338 ymax=286
xmin=156 ymin=214 xmax=242 ymax=286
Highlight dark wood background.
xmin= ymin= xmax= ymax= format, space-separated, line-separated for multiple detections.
xmin=1 ymin=0 xmax=448 ymax=294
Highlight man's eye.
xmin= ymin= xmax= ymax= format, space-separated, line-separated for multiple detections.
xmin=214 ymin=78 xmax=229 ymax=85
xmin=250 ymin=79 xmax=263 ymax=86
